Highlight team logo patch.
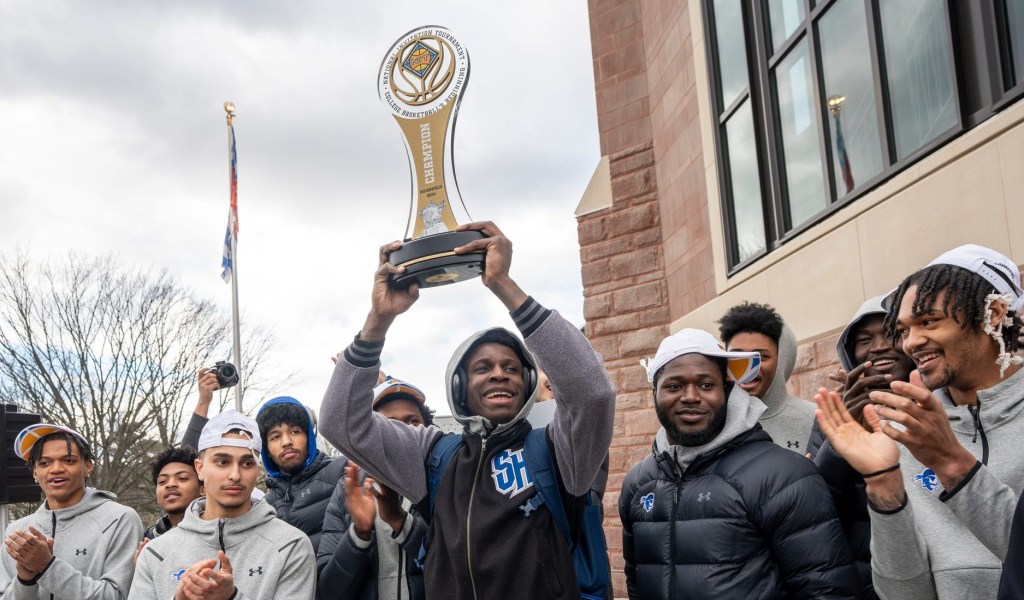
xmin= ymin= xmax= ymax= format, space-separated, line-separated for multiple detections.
xmin=172 ymin=568 xmax=186 ymax=583
xmin=640 ymin=492 xmax=654 ymax=513
xmin=915 ymin=468 xmax=938 ymax=493
xmin=491 ymin=448 xmax=534 ymax=498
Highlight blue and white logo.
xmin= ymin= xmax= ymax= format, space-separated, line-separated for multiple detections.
xmin=491 ymin=448 xmax=534 ymax=498
xmin=171 ymin=568 xmax=187 ymax=583
xmin=640 ymin=492 xmax=655 ymax=513
xmin=915 ymin=468 xmax=938 ymax=493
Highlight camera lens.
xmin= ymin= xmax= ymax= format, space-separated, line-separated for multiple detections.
xmin=220 ymin=364 xmax=236 ymax=378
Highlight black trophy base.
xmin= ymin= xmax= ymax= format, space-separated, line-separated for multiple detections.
xmin=389 ymin=230 xmax=486 ymax=288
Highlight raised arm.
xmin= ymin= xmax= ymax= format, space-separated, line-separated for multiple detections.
xmin=454 ymin=221 xmax=616 ymax=497
xmin=319 ymin=241 xmax=438 ymax=502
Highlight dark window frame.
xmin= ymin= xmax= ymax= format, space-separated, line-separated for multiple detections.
xmin=704 ymin=0 xmax=1021 ymax=274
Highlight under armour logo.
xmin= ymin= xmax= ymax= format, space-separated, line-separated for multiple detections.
xmin=75 ymin=548 xmax=87 ymax=556
xmin=697 ymin=492 xmax=711 ymax=503
xmin=491 ymin=448 xmax=534 ymax=498
xmin=172 ymin=569 xmax=186 ymax=583
xmin=249 ymin=567 xmax=264 ymax=576
xmin=299 ymin=488 xmax=312 ymax=499
xmin=640 ymin=492 xmax=654 ymax=513
xmin=787 ymin=441 xmax=800 ymax=449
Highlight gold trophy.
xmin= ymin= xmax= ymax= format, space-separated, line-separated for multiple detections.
xmin=378 ymin=25 xmax=484 ymax=288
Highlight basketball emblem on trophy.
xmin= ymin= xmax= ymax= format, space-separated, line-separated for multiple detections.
xmin=378 ymin=26 xmax=484 ymax=288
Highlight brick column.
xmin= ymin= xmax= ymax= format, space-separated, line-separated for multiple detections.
xmin=580 ymin=143 xmax=669 ymax=594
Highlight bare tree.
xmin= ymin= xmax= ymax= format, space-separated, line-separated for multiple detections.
xmin=0 ymin=252 xmax=279 ymax=512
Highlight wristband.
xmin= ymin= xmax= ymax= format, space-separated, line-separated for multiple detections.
xmin=862 ymin=464 xmax=900 ymax=479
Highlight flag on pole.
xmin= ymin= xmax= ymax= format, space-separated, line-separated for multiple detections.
xmin=221 ymin=118 xmax=239 ymax=283
xmin=833 ymin=112 xmax=855 ymax=194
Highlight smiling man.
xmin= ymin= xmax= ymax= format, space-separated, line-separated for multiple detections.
xmin=620 ymin=329 xmax=857 ymax=599
xmin=130 ymin=410 xmax=316 ymax=600
xmin=815 ymin=244 xmax=1024 ymax=599
xmin=718 ymin=302 xmax=817 ymax=453
xmin=320 ymin=221 xmax=616 ymax=600
xmin=254 ymin=396 xmax=346 ymax=553
xmin=143 ymin=447 xmax=203 ymax=541
xmin=1 ymin=423 xmax=143 ymax=599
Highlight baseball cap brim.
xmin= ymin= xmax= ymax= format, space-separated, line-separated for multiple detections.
xmin=372 ymin=380 xmax=427 ymax=408
xmin=14 ymin=423 xmax=87 ymax=461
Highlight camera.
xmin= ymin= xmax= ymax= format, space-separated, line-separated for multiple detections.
xmin=209 ymin=361 xmax=240 ymax=389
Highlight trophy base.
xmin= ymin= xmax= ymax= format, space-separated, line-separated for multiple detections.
xmin=389 ymin=230 xmax=486 ymax=288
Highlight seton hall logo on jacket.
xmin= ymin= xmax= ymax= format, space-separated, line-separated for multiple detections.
xmin=915 ymin=468 xmax=938 ymax=493
xmin=491 ymin=448 xmax=534 ymax=498
xmin=640 ymin=492 xmax=654 ymax=513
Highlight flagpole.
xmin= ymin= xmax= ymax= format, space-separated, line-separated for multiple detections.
xmin=225 ymin=101 xmax=243 ymax=412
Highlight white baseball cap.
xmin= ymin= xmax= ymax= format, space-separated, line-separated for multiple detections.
xmin=641 ymin=328 xmax=761 ymax=384
xmin=884 ymin=245 xmax=1024 ymax=312
xmin=197 ymin=410 xmax=262 ymax=453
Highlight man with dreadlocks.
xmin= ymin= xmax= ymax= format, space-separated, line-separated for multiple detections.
xmin=1 ymin=423 xmax=143 ymax=599
xmin=815 ymin=244 xmax=1024 ymax=600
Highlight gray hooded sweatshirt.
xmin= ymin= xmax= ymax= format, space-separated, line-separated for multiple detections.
xmin=0 ymin=488 xmax=142 ymax=600
xmin=869 ymin=366 xmax=1024 ymax=600
xmin=130 ymin=497 xmax=316 ymax=600
xmin=757 ymin=324 xmax=818 ymax=453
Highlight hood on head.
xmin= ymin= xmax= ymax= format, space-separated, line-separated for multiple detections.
xmin=255 ymin=396 xmax=318 ymax=478
xmin=761 ymin=323 xmax=798 ymax=403
xmin=836 ymin=295 xmax=888 ymax=372
xmin=445 ymin=327 xmax=539 ymax=437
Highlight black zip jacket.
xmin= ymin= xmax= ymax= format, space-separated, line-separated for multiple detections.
xmin=317 ymin=467 xmax=428 ymax=600
xmin=264 ymin=450 xmax=347 ymax=553
xmin=620 ymin=428 xmax=860 ymax=600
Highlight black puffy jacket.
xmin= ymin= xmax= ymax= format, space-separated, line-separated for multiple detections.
xmin=264 ymin=450 xmax=346 ymax=553
xmin=815 ymin=440 xmax=876 ymax=599
xmin=619 ymin=427 xmax=859 ymax=600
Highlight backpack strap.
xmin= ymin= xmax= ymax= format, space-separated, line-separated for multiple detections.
xmin=523 ymin=427 xmax=572 ymax=543
xmin=417 ymin=432 xmax=463 ymax=570
xmin=424 ymin=432 xmax=463 ymax=521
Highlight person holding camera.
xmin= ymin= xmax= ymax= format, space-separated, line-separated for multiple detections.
xmin=180 ymin=364 xmax=237 ymax=450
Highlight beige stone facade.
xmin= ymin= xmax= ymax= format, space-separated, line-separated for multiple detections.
xmin=581 ymin=0 xmax=1024 ymax=592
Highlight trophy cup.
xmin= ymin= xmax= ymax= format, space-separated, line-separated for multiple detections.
xmin=378 ymin=25 xmax=485 ymax=288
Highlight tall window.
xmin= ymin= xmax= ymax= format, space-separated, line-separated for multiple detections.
xmin=705 ymin=0 xmax=1024 ymax=271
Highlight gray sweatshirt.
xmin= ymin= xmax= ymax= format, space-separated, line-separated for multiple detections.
xmin=130 ymin=497 xmax=316 ymax=600
xmin=318 ymin=299 xmax=616 ymax=503
xmin=758 ymin=324 xmax=818 ymax=453
xmin=869 ymin=366 xmax=1024 ymax=599
xmin=0 ymin=488 xmax=142 ymax=600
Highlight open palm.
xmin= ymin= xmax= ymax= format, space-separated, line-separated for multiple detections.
xmin=344 ymin=463 xmax=377 ymax=537
xmin=815 ymin=388 xmax=899 ymax=474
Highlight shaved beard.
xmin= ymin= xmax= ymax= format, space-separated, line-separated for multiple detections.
xmin=656 ymin=399 xmax=729 ymax=447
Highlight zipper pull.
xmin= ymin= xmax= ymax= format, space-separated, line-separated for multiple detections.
xmin=970 ymin=405 xmax=981 ymax=444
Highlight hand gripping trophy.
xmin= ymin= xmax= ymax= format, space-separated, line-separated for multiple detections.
xmin=378 ymin=26 xmax=485 ymax=288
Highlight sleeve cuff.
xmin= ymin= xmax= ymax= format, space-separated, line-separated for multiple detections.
xmin=939 ymin=460 xmax=984 ymax=502
xmin=868 ymin=493 xmax=909 ymax=515
xmin=391 ymin=512 xmax=412 ymax=542
xmin=347 ymin=523 xmax=374 ymax=549
xmin=510 ymin=296 xmax=551 ymax=338
xmin=344 ymin=334 xmax=385 ymax=368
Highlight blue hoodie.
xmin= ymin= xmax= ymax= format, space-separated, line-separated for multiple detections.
xmin=256 ymin=396 xmax=346 ymax=553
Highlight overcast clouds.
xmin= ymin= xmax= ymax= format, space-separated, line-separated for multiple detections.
xmin=0 ymin=2 xmax=600 ymax=418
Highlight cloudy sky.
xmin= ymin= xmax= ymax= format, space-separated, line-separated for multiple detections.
xmin=0 ymin=2 xmax=600 ymax=420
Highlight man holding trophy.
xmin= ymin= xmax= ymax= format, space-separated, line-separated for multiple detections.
xmin=320 ymin=26 xmax=616 ymax=599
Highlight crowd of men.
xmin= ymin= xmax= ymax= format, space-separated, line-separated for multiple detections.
xmin=1 ymin=220 xmax=1023 ymax=599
